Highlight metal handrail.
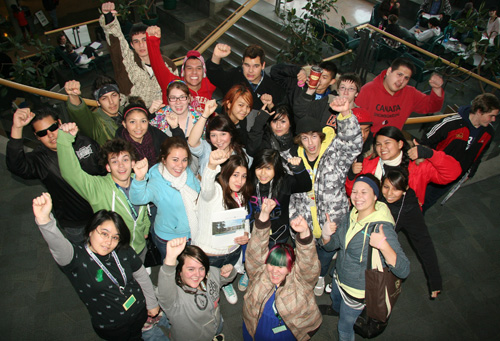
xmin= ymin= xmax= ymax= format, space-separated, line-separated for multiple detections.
xmin=355 ymin=23 xmax=500 ymax=90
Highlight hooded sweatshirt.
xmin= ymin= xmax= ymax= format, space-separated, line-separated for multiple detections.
xmin=355 ymin=69 xmax=444 ymax=132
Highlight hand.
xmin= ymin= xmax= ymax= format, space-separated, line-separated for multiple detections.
xmin=290 ymin=215 xmax=311 ymax=239
xmin=260 ymin=93 xmax=273 ymax=110
xmin=234 ymin=232 xmax=249 ymax=245
xmin=165 ymin=111 xmax=179 ymax=129
xmin=429 ymin=73 xmax=444 ymax=97
xmin=149 ymin=99 xmax=164 ymax=114
xmin=369 ymin=224 xmax=388 ymax=250
xmin=329 ymin=97 xmax=350 ymax=116
xmin=259 ymin=198 xmax=276 ymax=222
xmin=213 ymin=43 xmax=231 ymax=59
xmin=32 ymin=192 xmax=53 ymax=225
xmin=408 ymin=139 xmax=420 ymax=160
xmin=12 ymin=108 xmax=35 ymax=129
xmin=321 ymin=213 xmax=337 ymax=241
xmin=64 ymin=80 xmax=81 ymax=97
xmin=395 ymin=3 xmax=400 ymax=8
xmin=133 ymin=158 xmax=148 ymax=181
xmin=287 ymin=156 xmax=302 ymax=166
xmin=165 ymin=237 xmax=187 ymax=265
xmin=415 ymin=29 xmax=422 ymax=34
xmin=101 ymin=2 xmax=116 ymax=15
xmin=208 ymin=149 xmax=230 ymax=169
xmin=352 ymin=162 xmax=363 ymax=175
xmin=431 ymin=290 xmax=441 ymax=299
xmin=297 ymin=69 xmax=307 ymax=84
xmin=146 ymin=25 xmax=161 ymax=39
xmin=59 ymin=122 xmax=78 ymax=136
xmin=203 ymin=99 xmax=217 ymax=117
xmin=220 ymin=264 xmax=234 ymax=278
xmin=439 ymin=14 xmax=443 ymax=20
xmin=147 ymin=306 xmax=160 ymax=317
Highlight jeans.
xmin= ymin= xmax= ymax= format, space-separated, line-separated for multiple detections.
xmin=330 ymin=282 xmax=363 ymax=341
xmin=152 ymin=228 xmax=190 ymax=262
xmin=316 ymin=243 xmax=336 ymax=277
xmin=142 ymin=313 xmax=170 ymax=341
xmin=208 ymin=247 xmax=241 ymax=268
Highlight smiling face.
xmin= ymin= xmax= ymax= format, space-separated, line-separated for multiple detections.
xmin=88 ymin=220 xmax=120 ymax=256
xmin=130 ymin=32 xmax=148 ymax=59
xmin=228 ymin=96 xmax=251 ymax=123
xmin=180 ymin=256 xmax=206 ymax=289
xmin=98 ymin=91 xmax=120 ymax=117
xmin=122 ymin=110 xmax=149 ymax=143
xmin=300 ymin=132 xmax=322 ymax=160
xmin=255 ymin=163 xmax=275 ymax=185
xmin=168 ymin=88 xmax=190 ymax=116
xmin=242 ymin=56 xmax=264 ymax=83
xmin=375 ymin=135 xmax=403 ymax=161
xmin=351 ymin=181 xmax=377 ymax=215
xmin=270 ymin=114 xmax=291 ymax=137
xmin=228 ymin=166 xmax=247 ymax=193
xmin=106 ymin=151 xmax=134 ymax=186
xmin=383 ymin=66 xmax=412 ymax=95
xmin=209 ymin=130 xmax=232 ymax=152
xmin=382 ymin=178 xmax=406 ymax=204
xmin=163 ymin=147 xmax=189 ymax=177
xmin=32 ymin=117 xmax=60 ymax=151
xmin=183 ymin=58 xmax=203 ymax=89
xmin=266 ymin=264 xmax=289 ymax=285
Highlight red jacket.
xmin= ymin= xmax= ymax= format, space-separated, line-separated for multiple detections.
xmin=355 ymin=69 xmax=444 ymax=133
xmin=345 ymin=150 xmax=461 ymax=207
xmin=147 ymin=35 xmax=215 ymax=112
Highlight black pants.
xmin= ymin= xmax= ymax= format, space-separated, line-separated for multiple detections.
xmin=93 ymin=307 xmax=147 ymax=341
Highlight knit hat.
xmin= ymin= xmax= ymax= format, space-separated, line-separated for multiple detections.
xmin=295 ymin=117 xmax=322 ymax=135
xmin=354 ymin=175 xmax=380 ymax=197
xmin=181 ymin=50 xmax=206 ymax=78
xmin=353 ymin=107 xmax=372 ymax=126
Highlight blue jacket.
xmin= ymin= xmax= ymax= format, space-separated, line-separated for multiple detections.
xmin=130 ymin=163 xmax=200 ymax=240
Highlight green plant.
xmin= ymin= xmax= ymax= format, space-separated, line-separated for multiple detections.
xmin=98 ymin=0 xmax=157 ymax=21
xmin=277 ymin=0 xmax=348 ymax=65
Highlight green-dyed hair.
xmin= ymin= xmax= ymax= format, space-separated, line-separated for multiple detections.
xmin=265 ymin=243 xmax=295 ymax=273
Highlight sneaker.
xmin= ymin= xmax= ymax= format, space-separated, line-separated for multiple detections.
xmin=325 ymin=283 xmax=332 ymax=294
xmin=222 ymin=283 xmax=238 ymax=304
xmin=238 ymin=272 xmax=249 ymax=291
xmin=314 ymin=276 xmax=325 ymax=296
xmin=213 ymin=334 xmax=225 ymax=341
xmin=318 ymin=304 xmax=339 ymax=316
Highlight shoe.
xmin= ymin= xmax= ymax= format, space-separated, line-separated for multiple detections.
xmin=238 ymin=272 xmax=249 ymax=291
xmin=318 ymin=304 xmax=339 ymax=316
xmin=222 ymin=283 xmax=238 ymax=304
xmin=213 ymin=334 xmax=224 ymax=341
xmin=314 ymin=276 xmax=325 ymax=296
xmin=325 ymin=283 xmax=332 ymax=294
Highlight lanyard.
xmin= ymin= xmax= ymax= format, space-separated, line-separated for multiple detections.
xmin=116 ymin=185 xmax=138 ymax=219
xmin=234 ymin=192 xmax=242 ymax=207
xmin=248 ymin=71 xmax=264 ymax=92
xmin=85 ymin=244 xmax=128 ymax=295
xmin=271 ymin=288 xmax=283 ymax=324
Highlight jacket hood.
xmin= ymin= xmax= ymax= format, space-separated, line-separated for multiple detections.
xmin=350 ymin=201 xmax=395 ymax=226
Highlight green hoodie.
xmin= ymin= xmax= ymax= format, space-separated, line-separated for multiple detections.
xmin=57 ymin=131 xmax=150 ymax=253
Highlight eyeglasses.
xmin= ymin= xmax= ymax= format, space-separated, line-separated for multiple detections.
xmin=338 ymin=86 xmax=357 ymax=93
xmin=95 ymin=229 xmax=120 ymax=242
xmin=168 ymin=95 xmax=189 ymax=102
xmin=34 ymin=122 xmax=59 ymax=137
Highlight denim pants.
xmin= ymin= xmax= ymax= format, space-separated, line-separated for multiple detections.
xmin=152 ymin=228 xmax=190 ymax=261
xmin=330 ymin=282 xmax=363 ymax=341
xmin=208 ymin=247 xmax=241 ymax=268
xmin=316 ymin=243 xmax=336 ymax=277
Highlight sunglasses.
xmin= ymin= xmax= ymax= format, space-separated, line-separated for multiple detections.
xmin=34 ymin=122 xmax=59 ymax=137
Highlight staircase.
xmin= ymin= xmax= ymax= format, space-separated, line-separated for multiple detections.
xmin=156 ymin=0 xmax=288 ymax=69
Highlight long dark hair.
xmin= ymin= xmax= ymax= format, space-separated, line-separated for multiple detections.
xmin=206 ymin=115 xmax=246 ymax=161
xmin=250 ymin=149 xmax=286 ymax=199
xmin=373 ymin=126 xmax=411 ymax=172
xmin=175 ymin=245 xmax=210 ymax=292
xmin=218 ymin=155 xmax=253 ymax=209
xmin=159 ymin=136 xmax=192 ymax=164
xmin=382 ymin=169 xmax=409 ymax=192
xmin=84 ymin=210 xmax=131 ymax=250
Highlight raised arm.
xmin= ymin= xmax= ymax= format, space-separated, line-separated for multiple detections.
xmin=146 ymin=26 xmax=178 ymax=95
xmin=157 ymin=237 xmax=186 ymax=310
xmin=289 ymin=215 xmax=320 ymax=287
xmin=187 ymin=99 xmax=216 ymax=148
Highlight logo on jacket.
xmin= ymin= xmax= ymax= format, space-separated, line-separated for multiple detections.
xmin=76 ymin=145 xmax=93 ymax=160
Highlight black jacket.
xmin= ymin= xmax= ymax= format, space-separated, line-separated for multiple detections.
xmin=206 ymin=60 xmax=286 ymax=110
xmin=6 ymin=134 xmax=103 ymax=227
xmin=115 ymin=124 xmax=168 ymax=163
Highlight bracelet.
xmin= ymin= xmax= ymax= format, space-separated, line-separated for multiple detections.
xmin=201 ymin=114 xmax=209 ymax=119
xmin=377 ymin=237 xmax=387 ymax=249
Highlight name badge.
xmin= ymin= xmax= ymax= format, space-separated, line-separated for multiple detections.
xmin=123 ymin=294 xmax=136 ymax=311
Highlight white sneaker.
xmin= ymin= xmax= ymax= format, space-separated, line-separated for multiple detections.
xmin=325 ymin=283 xmax=332 ymax=294
xmin=222 ymin=283 xmax=238 ymax=304
xmin=314 ymin=276 xmax=325 ymax=296
xmin=238 ymin=272 xmax=249 ymax=292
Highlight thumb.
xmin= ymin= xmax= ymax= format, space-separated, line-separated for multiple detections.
xmin=325 ymin=213 xmax=331 ymax=222
xmin=378 ymin=224 xmax=384 ymax=233
xmin=413 ymin=138 xmax=420 ymax=146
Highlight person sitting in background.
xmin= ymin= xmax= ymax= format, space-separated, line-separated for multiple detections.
xmin=379 ymin=0 xmax=400 ymax=28
xmin=409 ymin=17 xmax=441 ymax=46
xmin=385 ymin=14 xmax=413 ymax=42
xmin=419 ymin=0 xmax=451 ymax=27
xmin=484 ymin=6 xmax=500 ymax=42
xmin=65 ymin=42 xmax=96 ymax=68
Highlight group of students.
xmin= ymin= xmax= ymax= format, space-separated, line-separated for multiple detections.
xmin=8 ymin=2 xmax=500 ymax=340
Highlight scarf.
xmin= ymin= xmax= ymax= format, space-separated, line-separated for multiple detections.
xmin=158 ymin=163 xmax=198 ymax=231
xmin=269 ymin=131 xmax=294 ymax=152
xmin=121 ymin=128 xmax=157 ymax=169
xmin=374 ymin=151 xmax=403 ymax=180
